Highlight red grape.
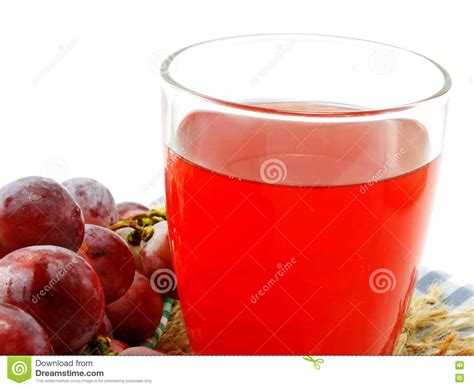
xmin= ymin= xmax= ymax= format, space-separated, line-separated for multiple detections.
xmin=0 ymin=176 xmax=84 ymax=258
xmin=63 ymin=177 xmax=118 ymax=227
xmin=117 ymin=202 xmax=148 ymax=219
xmin=0 ymin=246 xmax=105 ymax=354
xmin=0 ymin=303 xmax=53 ymax=355
xmin=140 ymin=222 xmax=178 ymax=299
xmin=119 ymin=346 xmax=163 ymax=356
xmin=110 ymin=339 xmax=129 ymax=353
xmin=115 ymin=227 xmax=143 ymax=271
xmin=78 ymin=224 xmax=135 ymax=303
xmin=97 ymin=313 xmax=113 ymax=338
xmin=106 ymin=272 xmax=163 ymax=344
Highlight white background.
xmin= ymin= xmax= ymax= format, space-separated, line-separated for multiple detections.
xmin=0 ymin=0 xmax=472 ymax=279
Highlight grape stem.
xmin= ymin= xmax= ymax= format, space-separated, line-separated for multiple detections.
xmin=109 ymin=209 xmax=166 ymax=245
xmin=80 ymin=336 xmax=118 ymax=356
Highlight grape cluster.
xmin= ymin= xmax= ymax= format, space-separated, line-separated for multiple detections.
xmin=0 ymin=176 xmax=174 ymax=356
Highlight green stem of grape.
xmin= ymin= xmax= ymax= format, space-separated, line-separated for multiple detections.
xmin=108 ymin=209 xmax=167 ymax=245
xmin=80 ymin=336 xmax=118 ymax=356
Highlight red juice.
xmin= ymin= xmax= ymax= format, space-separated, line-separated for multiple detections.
xmin=165 ymin=106 xmax=440 ymax=355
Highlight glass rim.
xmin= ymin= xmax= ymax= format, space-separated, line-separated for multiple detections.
xmin=160 ymin=33 xmax=452 ymax=118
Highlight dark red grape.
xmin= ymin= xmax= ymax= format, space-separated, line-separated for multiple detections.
xmin=0 ymin=176 xmax=84 ymax=258
xmin=78 ymin=224 xmax=135 ymax=303
xmin=97 ymin=313 xmax=113 ymax=337
xmin=140 ymin=222 xmax=178 ymax=299
xmin=63 ymin=177 xmax=118 ymax=227
xmin=0 ymin=303 xmax=53 ymax=355
xmin=119 ymin=346 xmax=163 ymax=355
xmin=106 ymin=272 xmax=163 ymax=344
xmin=117 ymin=202 xmax=148 ymax=219
xmin=110 ymin=339 xmax=129 ymax=353
xmin=0 ymin=246 xmax=105 ymax=354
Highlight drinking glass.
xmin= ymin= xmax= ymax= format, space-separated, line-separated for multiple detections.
xmin=160 ymin=34 xmax=450 ymax=355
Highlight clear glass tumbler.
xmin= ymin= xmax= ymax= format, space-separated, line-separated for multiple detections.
xmin=160 ymin=34 xmax=450 ymax=355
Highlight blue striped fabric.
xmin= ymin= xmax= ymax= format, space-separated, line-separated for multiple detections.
xmin=416 ymin=266 xmax=474 ymax=313
xmin=416 ymin=267 xmax=474 ymax=340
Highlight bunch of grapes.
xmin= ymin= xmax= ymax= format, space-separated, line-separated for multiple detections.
xmin=0 ymin=175 xmax=175 ymax=356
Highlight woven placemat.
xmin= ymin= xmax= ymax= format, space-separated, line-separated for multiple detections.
xmin=156 ymin=301 xmax=192 ymax=355
xmin=156 ymin=285 xmax=474 ymax=356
